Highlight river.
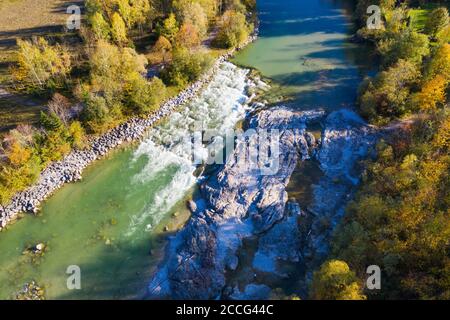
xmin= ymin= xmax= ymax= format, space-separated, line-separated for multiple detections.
xmin=0 ymin=0 xmax=374 ymax=299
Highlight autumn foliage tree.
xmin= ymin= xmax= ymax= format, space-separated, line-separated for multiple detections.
xmin=158 ymin=13 xmax=179 ymax=43
xmin=175 ymin=2 xmax=209 ymax=39
xmin=310 ymin=260 xmax=366 ymax=300
xmin=358 ymin=59 xmax=420 ymax=121
xmin=111 ymin=12 xmax=128 ymax=45
xmin=151 ymin=36 xmax=173 ymax=63
xmin=11 ymin=38 xmax=71 ymax=92
xmin=424 ymin=7 xmax=449 ymax=39
xmin=214 ymin=10 xmax=251 ymax=48
xmin=412 ymin=75 xmax=447 ymax=112
xmin=89 ymin=11 xmax=111 ymax=41
xmin=176 ymin=23 xmax=201 ymax=48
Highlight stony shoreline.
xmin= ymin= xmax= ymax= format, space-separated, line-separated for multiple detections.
xmin=0 ymin=31 xmax=259 ymax=231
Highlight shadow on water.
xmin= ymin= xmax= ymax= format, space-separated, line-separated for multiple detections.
xmin=233 ymin=0 xmax=378 ymax=112
xmin=256 ymin=0 xmax=354 ymax=37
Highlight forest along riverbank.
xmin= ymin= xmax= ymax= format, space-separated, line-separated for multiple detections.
xmin=148 ymin=0 xmax=380 ymax=299
xmin=0 ymin=31 xmax=259 ymax=231
xmin=0 ymin=61 xmax=265 ymax=299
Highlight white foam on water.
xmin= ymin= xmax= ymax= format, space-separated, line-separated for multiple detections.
xmin=126 ymin=62 xmax=252 ymax=236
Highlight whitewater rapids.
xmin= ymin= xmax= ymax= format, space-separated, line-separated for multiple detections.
xmin=126 ymin=62 xmax=255 ymax=236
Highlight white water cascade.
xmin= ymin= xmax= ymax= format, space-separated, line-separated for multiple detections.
xmin=126 ymin=62 xmax=255 ymax=236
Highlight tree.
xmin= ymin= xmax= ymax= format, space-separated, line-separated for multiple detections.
xmin=378 ymin=29 xmax=430 ymax=66
xmin=310 ymin=260 xmax=366 ymax=300
xmin=358 ymin=59 xmax=420 ymax=120
xmin=152 ymin=36 xmax=172 ymax=63
xmin=161 ymin=47 xmax=213 ymax=87
xmin=214 ymin=10 xmax=250 ymax=48
xmin=432 ymin=116 xmax=450 ymax=151
xmin=68 ymin=121 xmax=86 ymax=148
xmin=425 ymin=44 xmax=450 ymax=81
xmin=89 ymin=40 xmax=147 ymax=104
xmin=424 ymin=7 xmax=449 ymax=39
xmin=175 ymin=2 xmax=209 ymax=39
xmin=82 ymin=95 xmax=112 ymax=132
xmin=86 ymin=40 xmax=150 ymax=130
xmin=125 ymin=77 xmax=167 ymax=113
xmin=0 ymin=132 xmax=40 ymax=204
xmin=12 ymin=38 xmax=71 ymax=91
xmin=116 ymin=0 xmax=133 ymax=27
xmin=3 ymin=124 xmax=35 ymax=148
xmin=222 ymin=0 xmax=246 ymax=13
xmin=384 ymin=5 xmax=409 ymax=34
xmin=158 ymin=13 xmax=179 ymax=43
xmin=40 ymin=111 xmax=63 ymax=132
xmin=354 ymin=0 xmax=395 ymax=26
xmin=111 ymin=12 xmax=128 ymax=45
xmin=412 ymin=75 xmax=447 ymax=112
xmin=173 ymin=0 xmax=218 ymax=20
xmin=48 ymin=93 xmax=72 ymax=126
xmin=176 ymin=23 xmax=201 ymax=48
xmin=117 ymin=0 xmax=152 ymax=29
xmin=6 ymin=141 xmax=32 ymax=168
xmin=89 ymin=11 xmax=111 ymax=40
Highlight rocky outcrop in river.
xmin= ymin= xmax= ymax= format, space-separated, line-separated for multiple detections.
xmin=148 ymin=107 xmax=379 ymax=299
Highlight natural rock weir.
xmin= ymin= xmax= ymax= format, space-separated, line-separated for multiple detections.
xmin=0 ymin=32 xmax=259 ymax=231
xmin=148 ymin=107 xmax=379 ymax=299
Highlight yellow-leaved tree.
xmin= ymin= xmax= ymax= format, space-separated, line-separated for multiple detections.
xmin=11 ymin=37 xmax=71 ymax=92
xmin=111 ymin=12 xmax=128 ymax=45
xmin=412 ymin=75 xmax=447 ymax=112
xmin=310 ymin=260 xmax=366 ymax=300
